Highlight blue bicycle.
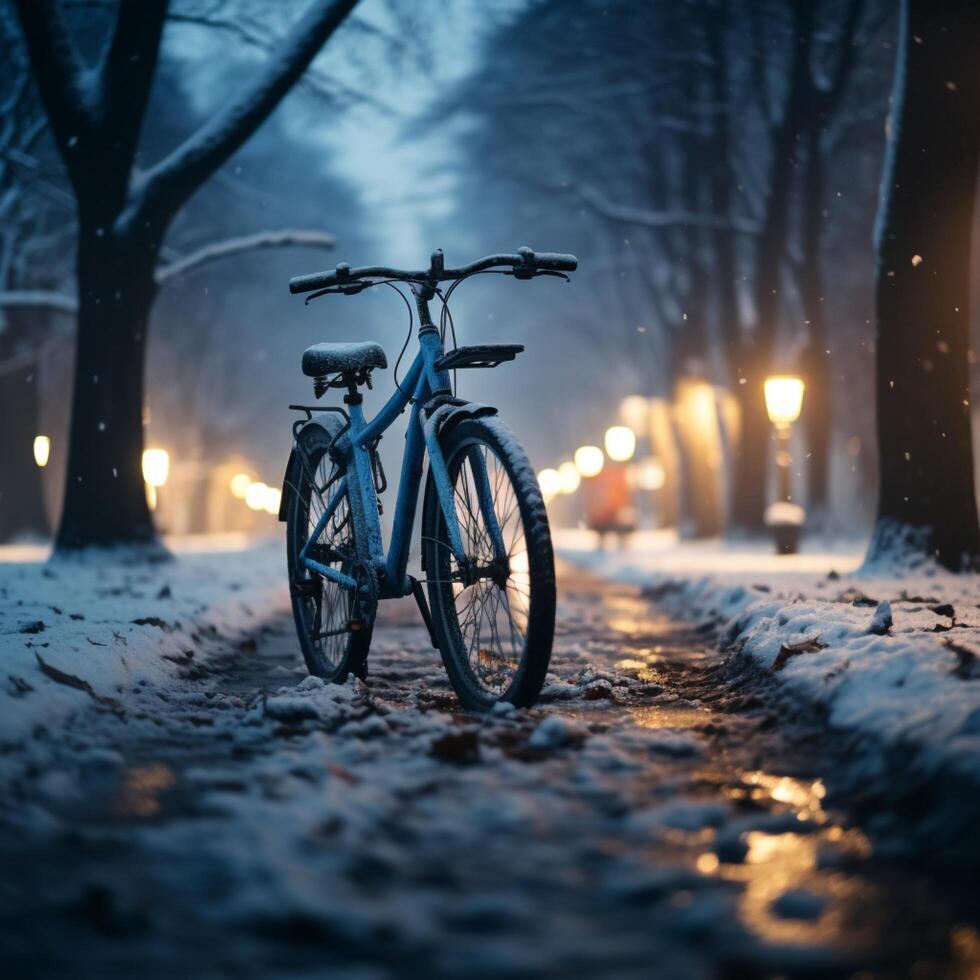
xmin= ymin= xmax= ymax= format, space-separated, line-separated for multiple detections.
xmin=280 ymin=247 xmax=577 ymax=710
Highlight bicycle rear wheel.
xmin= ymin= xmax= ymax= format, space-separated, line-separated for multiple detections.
xmin=285 ymin=423 xmax=372 ymax=682
xmin=422 ymin=416 xmax=556 ymax=710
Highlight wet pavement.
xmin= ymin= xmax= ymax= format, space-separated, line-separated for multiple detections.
xmin=1 ymin=565 xmax=978 ymax=978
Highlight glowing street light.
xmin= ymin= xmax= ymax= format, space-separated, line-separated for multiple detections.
xmin=33 ymin=435 xmax=50 ymax=468
xmin=245 ymin=481 xmax=270 ymax=511
xmin=604 ymin=425 xmax=636 ymax=463
xmin=142 ymin=448 xmax=170 ymax=487
xmin=557 ymin=461 xmax=581 ymax=494
xmin=763 ymin=375 xmax=805 ymax=555
xmin=764 ymin=376 xmax=805 ymax=428
xmin=634 ymin=456 xmax=666 ymax=491
xmin=537 ymin=468 xmax=563 ymax=501
xmin=262 ymin=486 xmax=281 ymax=515
xmin=574 ymin=445 xmax=604 ymax=478
xmin=229 ymin=472 xmax=252 ymax=499
xmin=141 ymin=448 xmax=169 ymax=512
xmin=619 ymin=395 xmax=650 ymax=434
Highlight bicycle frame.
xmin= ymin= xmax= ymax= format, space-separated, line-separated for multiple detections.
xmin=297 ymin=290 xmax=506 ymax=602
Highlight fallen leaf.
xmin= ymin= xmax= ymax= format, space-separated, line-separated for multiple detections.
xmin=773 ymin=635 xmax=828 ymax=671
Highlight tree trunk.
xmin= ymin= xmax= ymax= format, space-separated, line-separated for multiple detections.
xmin=730 ymin=360 xmax=770 ymax=531
xmin=730 ymin=0 xmax=815 ymax=533
xmin=55 ymin=225 xmax=158 ymax=550
xmin=866 ymin=0 xmax=980 ymax=570
xmin=800 ymin=126 xmax=831 ymax=517
xmin=0 ymin=312 xmax=50 ymax=541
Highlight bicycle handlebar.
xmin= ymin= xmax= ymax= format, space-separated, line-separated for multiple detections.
xmin=288 ymin=247 xmax=578 ymax=295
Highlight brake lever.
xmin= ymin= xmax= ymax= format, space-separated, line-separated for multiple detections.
xmin=304 ymin=282 xmax=371 ymax=304
xmin=505 ymin=269 xmax=570 ymax=283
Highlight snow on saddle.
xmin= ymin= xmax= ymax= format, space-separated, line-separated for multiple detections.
xmin=301 ymin=342 xmax=388 ymax=377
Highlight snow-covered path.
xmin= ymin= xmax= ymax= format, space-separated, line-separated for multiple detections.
xmin=1 ymin=566 xmax=977 ymax=978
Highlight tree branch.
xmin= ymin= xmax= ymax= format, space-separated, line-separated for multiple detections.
xmin=824 ymin=0 xmax=867 ymax=113
xmin=155 ymin=229 xmax=335 ymax=284
xmin=132 ymin=0 xmax=359 ymax=225
xmin=577 ymin=183 xmax=760 ymax=235
xmin=0 ymin=231 xmax=336 ymax=314
xmin=10 ymin=0 xmax=92 ymax=184
xmin=97 ymin=0 xmax=169 ymax=181
xmin=0 ymin=289 xmax=78 ymax=314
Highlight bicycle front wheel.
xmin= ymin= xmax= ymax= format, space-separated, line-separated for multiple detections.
xmin=422 ymin=416 xmax=556 ymax=710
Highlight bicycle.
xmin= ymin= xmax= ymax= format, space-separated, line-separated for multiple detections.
xmin=278 ymin=247 xmax=577 ymax=711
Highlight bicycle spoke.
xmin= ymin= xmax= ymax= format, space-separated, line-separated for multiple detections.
xmin=295 ymin=452 xmax=358 ymax=671
xmin=439 ymin=438 xmax=531 ymax=696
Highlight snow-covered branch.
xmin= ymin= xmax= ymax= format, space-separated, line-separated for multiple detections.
xmin=0 ymin=289 xmax=78 ymax=314
xmin=10 ymin=0 xmax=91 ymax=178
xmin=133 ymin=0 xmax=359 ymax=223
xmin=155 ymin=229 xmax=336 ymax=284
xmin=577 ymin=184 xmax=760 ymax=235
xmin=0 ymin=230 xmax=337 ymax=309
xmin=98 ymin=0 xmax=168 ymax=178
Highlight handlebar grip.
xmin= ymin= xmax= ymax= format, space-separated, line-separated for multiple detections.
xmin=534 ymin=252 xmax=578 ymax=272
xmin=289 ymin=271 xmax=335 ymax=294
xmin=289 ymin=262 xmax=352 ymax=294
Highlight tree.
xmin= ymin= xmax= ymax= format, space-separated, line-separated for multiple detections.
xmin=11 ymin=0 xmax=358 ymax=551
xmin=796 ymin=0 xmax=865 ymax=520
xmin=865 ymin=0 xmax=980 ymax=570
xmin=728 ymin=0 xmax=816 ymax=532
xmin=0 ymin=40 xmax=75 ymax=542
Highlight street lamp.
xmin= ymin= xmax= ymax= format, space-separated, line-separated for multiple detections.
xmin=619 ymin=395 xmax=650 ymax=434
xmin=245 ymin=481 xmax=269 ymax=511
xmin=33 ymin=435 xmax=50 ymax=468
xmin=262 ymin=486 xmax=281 ymax=515
xmin=604 ymin=425 xmax=636 ymax=463
xmin=574 ymin=445 xmax=604 ymax=478
xmin=142 ymin=448 xmax=169 ymax=512
xmin=537 ymin=468 xmax=562 ymax=502
xmin=764 ymin=376 xmax=805 ymax=429
xmin=763 ymin=376 xmax=805 ymax=554
xmin=557 ymin=461 xmax=581 ymax=494
xmin=229 ymin=472 xmax=252 ymax=499
xmin=634 ymin=456 xmax=666 ymax=491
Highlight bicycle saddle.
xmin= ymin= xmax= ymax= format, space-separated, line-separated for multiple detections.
xmin=302 ymin=342 xmax=387 ymax=377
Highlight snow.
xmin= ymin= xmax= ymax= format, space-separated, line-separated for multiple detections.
xmin=0 ymin=532 xmax=974 ymax=972
xmin=556 ymin=529 xmax=980 ymax=793
xmin=302 ymin=340 xmax=388 ymax=374
xmin=0 ymin=536 xmax=288 ymax=778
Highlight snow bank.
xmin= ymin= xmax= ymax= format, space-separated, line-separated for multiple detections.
xmin=0 ymin=537 xmax=287 ymax=776
xmin=557 ymin=531 xmax=980 ymax=810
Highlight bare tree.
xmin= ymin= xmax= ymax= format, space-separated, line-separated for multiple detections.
xmin=796 ymin=0 xmax=867 ymax=519
xmin=728 ymin=0 xmax=816 ymax=532
xmin=11 ymin=0 xmax=358 ymax=551
xmin=865 ymin=0 xmax=980 ymax=569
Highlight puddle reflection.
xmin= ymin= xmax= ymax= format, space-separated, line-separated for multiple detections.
xmin=630 ymin=705 xmax=708 ymax=730
xmin=113 ymin=763 xmax=176 ymax=818
xmin=739 ymin=770 xmax=828 ymax=822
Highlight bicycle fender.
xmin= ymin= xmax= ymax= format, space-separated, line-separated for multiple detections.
xmin=424 ymin=400 xmax=498 ymax=441
xmin=419 ymin=401 xmax=498 ymax=570
xmin=278 ymin=413 xmax=348 ymax=522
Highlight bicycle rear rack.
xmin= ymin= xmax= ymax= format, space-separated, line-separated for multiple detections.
xmin=433 ymin=344 xmax=524 ymax=372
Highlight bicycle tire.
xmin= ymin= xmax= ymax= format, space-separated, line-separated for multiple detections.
xmin=422 ymin=416 xmax=556 ymax=710
xmin=285 ymin=422 xmax=372 ymax=682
